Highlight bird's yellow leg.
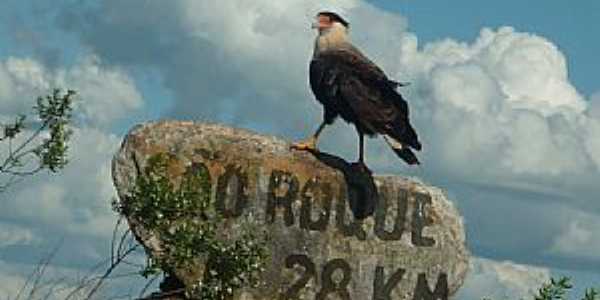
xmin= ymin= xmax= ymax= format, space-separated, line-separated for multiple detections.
xmin=290 ymin=136 xmax=318 ymax=151
xmin=290 ymin=122 xmax=327 ymax=152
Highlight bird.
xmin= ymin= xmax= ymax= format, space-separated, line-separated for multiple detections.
xmin=291 ymin=11 xmax=422 ymax=167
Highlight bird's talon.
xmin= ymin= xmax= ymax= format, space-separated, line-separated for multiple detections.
xmin=290 ymin=139 xmax=318 ymax=152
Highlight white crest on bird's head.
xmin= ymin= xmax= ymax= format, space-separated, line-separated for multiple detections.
xmin=317 ymin=11 xmax=349 ymax=28
xmin=313 ymin=11 xmax=349 ymax=54
xmin=312 ymin=7 xmax=350 ymax=33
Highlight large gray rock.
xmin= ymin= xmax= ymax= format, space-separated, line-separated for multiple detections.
xmin=112 ymin=121 xmax=469 ymax=299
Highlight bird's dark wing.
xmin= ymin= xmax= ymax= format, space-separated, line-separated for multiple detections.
xmin=311 ymin=48 xmax=420 ymax=150
xmin=312 ymin=48 xmax=396 ymax=91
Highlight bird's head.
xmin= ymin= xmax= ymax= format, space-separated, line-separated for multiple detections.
xmin=312 ymin=11 xmax=349 ymax=34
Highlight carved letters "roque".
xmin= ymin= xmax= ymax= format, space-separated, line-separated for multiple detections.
xmin=189 ymin=151 xmax=449 ymax=300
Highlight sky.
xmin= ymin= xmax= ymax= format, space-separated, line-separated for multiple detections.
xmin=0 ymin=0 xmax=599 ymax=299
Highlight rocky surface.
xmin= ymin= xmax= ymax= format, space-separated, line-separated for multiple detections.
xmin=112 ymin=120 xmax=469 ymax=299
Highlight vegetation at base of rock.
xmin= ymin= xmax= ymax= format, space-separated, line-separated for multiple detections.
xmin=113 ymin=152 xmax=269 ymax=299
xmin=0 ymin=89 xmax=75 ymax=192
xmin=483 ymin=276 xmax=599 ymax=300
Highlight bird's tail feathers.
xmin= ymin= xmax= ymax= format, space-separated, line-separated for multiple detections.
xmin=403 ymin=123 xmax=422 ymax=151
xmin=383 ymin=135 xmax=420 ymax=165
xmin=384 ymin=91 xmax=422 ymax=151
xmin=390 ymin=121 xmax=421 ymax=151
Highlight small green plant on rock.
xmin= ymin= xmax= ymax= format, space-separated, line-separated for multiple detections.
xmin=113 ymin=153 xmax=268 ymax=299
xmin=535 ymin=277 xmax=573 ymax=300
xmin=483 ymin=276 xmax=599 ymax=300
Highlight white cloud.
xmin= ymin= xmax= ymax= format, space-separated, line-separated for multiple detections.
xmin=56 ymin=56 xmax=143 ymax=127
xmin=584 ymin=123 xmax=600 ymax=170
xmin=0 ymin=55 xmax=143 ymax=128
xmin=401 ymin=27 xmax=586 ymax=113
xmin=399 ymin=26 xmax=596 ymax=181
xmin=0 ymin=52 xmax=143 ymax=278
xmin=549 ymin=210 xmax=600 ymax=262
xmin=0 ymin=51 xmax=144 ymax=267
xmin=588 ymin=91 xmax=600 ymax=118
xmin=584 ymin=92 xmax=600 ymax=169
xmin=0 ymin=255 xmax=153 ymax=300
xmin=3 ymin=127 xmax=121 ymax=239
xmin=0 ymin=52 xmax=143 ymax=264
xmin=0 ymin=258 xmax=76 ymax=300
xmin=0 ymin=57 xmax=50 ymax=114
xmin=0 ymin=222 xmax=37 ymax=247
xmin=0 ymin=263 xmax=27 ymax=299
xmin=0 ymin=257 xmax=134 ymax=300
xmin=457 ymin=257 xmax=551 ymax=300
xmin=0 ymin=125 xmax=133 ymax=296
